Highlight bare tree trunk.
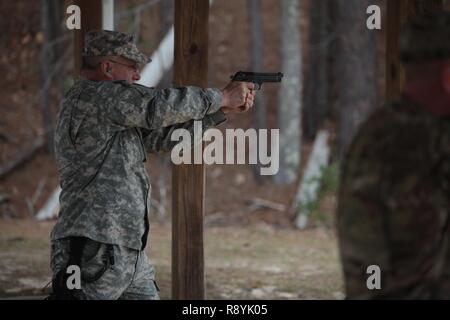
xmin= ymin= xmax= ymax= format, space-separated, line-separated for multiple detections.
xmin=161 ymin=0 xmax=174 ymax=34
xmin=247 ymin=0 xmax=267 ymax=182
xmin=41 ymin=0 xmax=53 ymax=153
xmin=132 ymin=10 xmax=142 ymax=43
xmin=156 ymin=0 xmax=175 ymax=218
xmin=332 ymin=0 xmax=378 ymax=159
xmin=41 ymin=0 xmax=63 ymax=153
xmin=303 ymin=0 xmax=332 ymax=140
xmin=159 ymin=0 xmax=174 ymax=88
xmin=276 ymin=0 xmax=302 ymax=184
xmin=47 ymin=0 xmax=63 ymax=64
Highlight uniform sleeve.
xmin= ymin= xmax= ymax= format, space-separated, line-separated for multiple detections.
xmin=141 ymin=110 xmax=227 ymax=154
xmin=337 ymin=114 xmax=393 ymax=299
xmin=97 ymin=81 xmax=223 ymax=130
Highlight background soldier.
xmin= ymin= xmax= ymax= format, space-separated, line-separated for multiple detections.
xmin=49 ymin=30 xmax=255 ymax=299
xmin=337 ymin=11 xmax=450 ymax=299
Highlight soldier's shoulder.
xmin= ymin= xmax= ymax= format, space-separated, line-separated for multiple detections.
xmin=344 ymin=101 xmax=410 ymax=161
xmin=353 ymin=105 xmax=396 ymax=143
xmin=95 ymin=80 xmax=155 ymax=98
xmin=128 ymin=82 xmax=156 ymax=96
xmin=355 ymin=99 xmax=429 ymax=142
xmin=95 ymin=80 xmax=127 ymax=95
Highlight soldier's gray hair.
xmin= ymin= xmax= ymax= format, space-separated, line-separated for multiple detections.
xmin=82 ymin=56 xmax=114 ymax=70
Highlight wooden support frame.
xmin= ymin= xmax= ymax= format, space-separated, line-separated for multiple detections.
xmin=386 ymin=0 xmax=444 ymax=100
xmin=172 ymin=0 xmax=209 ymax=300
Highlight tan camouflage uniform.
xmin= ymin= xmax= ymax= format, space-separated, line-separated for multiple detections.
xmin=337 ymin=12 xmax=450 ymax=299
xmin=49 ymin=30 xmax=226 ymax=299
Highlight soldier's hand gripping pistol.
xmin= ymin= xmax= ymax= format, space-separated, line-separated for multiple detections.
xmin=230 ymin=71 xmax=284 ymax=90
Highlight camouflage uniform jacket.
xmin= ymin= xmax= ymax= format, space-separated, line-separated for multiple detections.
xmin=51 ymin=79 xmax=226 ymax=250
xmin=337 ymin=97 xmax=450 ymax=299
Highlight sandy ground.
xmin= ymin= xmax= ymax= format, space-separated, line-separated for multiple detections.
xmin=0 ymin=218 xmax=344 ymax=300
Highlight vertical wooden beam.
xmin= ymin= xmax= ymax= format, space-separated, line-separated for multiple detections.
xmin=386 ymin=0 xmax=444 ymax=101
xmin=73 ymin=0 xmax=102 ymax=74
xmin=172 ymin=0 xmax=209 ymax=300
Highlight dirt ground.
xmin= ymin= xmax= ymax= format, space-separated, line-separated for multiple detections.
xmin=0 ymin=218 xmax=344 ymax=300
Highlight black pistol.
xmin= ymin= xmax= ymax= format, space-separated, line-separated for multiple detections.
xmin=230 ymin=71 xmax=284 ymax=90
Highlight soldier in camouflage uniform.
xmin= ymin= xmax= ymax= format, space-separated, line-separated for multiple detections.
xmin=337 ymin=11 xmax=450 ymax=299
xmin=49 ymin=30 xmax=255 ymax=299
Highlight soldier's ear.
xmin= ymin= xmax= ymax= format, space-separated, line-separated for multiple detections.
xmin=443 ymin=61 xmax=450 ymax=96
xmin=100 ymin=60 xmax=114 ymax=79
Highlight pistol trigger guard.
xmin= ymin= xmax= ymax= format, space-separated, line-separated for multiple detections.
xmin=256 ymin=83 xmax=262 ymax=90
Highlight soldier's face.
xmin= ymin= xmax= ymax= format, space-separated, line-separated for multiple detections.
xmin=403 ymin=60 xmax=450 ymax=116
xmin=106 ymin=56 xmax=141 ymax=84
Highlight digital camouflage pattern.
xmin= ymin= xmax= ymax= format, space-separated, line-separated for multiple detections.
xmin=337 ymin=99 xmax=450 ymax=299
xmin=84 ymin=30 xmax=151 ymax=66
xmin=51 ymin=79 xmax=225 ymax=250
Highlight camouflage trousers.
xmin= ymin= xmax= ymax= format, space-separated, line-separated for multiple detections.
xmin=50 ymin=237 xmax=160 ymax=300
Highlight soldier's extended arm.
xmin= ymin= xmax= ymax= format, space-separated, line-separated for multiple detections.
xmin=98 ymin=81 xmax=223 ymax=130
xmin=141 ymin=110 xmax=227 ymax=154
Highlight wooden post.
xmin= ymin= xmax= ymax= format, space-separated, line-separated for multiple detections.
xmin=386 ymin=0 xmax=444 ymax=101
xmin=172 ymin=0 xmax=209 ymax=300
xmin=41 ymin=0 xmax=52 ymax=153
xmin=74 ymin=0 xmax=102 ymax=74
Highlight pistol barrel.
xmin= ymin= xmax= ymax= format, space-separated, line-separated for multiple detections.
xmin=231 ymin=71 xmax=284 ymax=83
